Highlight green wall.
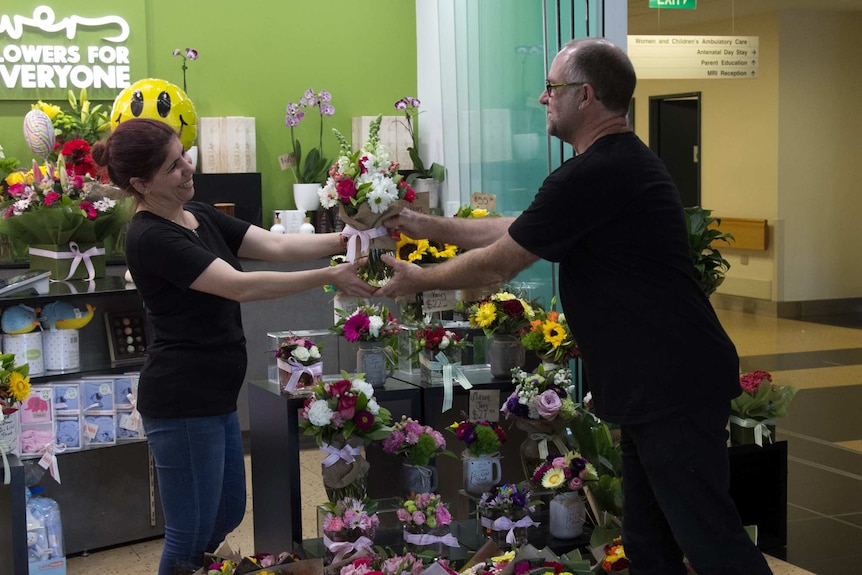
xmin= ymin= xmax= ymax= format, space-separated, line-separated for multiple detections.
xmin=1 ymin=0 xmax=417 ymax=219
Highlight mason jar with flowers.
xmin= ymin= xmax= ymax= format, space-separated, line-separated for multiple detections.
xmin=382 ymin=415 xmax=454 ymax=498
xmin=275 ymin=336 xmax=322 ymax=395
xmin=502 ymin=367 xmax=576 ymax=480
xmin=299 ymin=371 xmax=393 ymax=502
xmin=397 ymin=492 xmax=458 ymax=559
xmin=319 ymin=116 xmax=415 ymax=286
xmin=331 ymin=303 xmax=401 ymax=387
xmin=468 ymin=291 xmax=535 ymax=378
xmin=477 ymin=483 xmax=539 ymax=551
xmin=321 ymin=497 xmax=379 ymax=567
xmin=531 ymin=450 xmax=598 ymax=540
xmin=730 ymin=370 xmax=797 ymax=446
xmin=448 ymin=420 xmax=506 ymax=496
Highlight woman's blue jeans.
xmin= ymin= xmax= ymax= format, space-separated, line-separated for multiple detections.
xmin=143 ymin=411 xmax=246 ymax=575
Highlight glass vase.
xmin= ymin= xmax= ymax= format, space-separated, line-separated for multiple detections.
xmin=419 ymin=347 xmax=462 ymax=386
xmin=402 ymin=523 xmax=453 ymax=559
xmin=515 ymin=418 xmax=569 ymax=482
xmin=278 ymin=360 xmax=322 ymax=395
xmin=488 ymin=334 xmax=525 ymax=379
xmin=357 ymin=341 xmax=393 ymax=388
xmin=479 ymin=506 xmax=530 ymax=551
xmin=323 ymin=526 xmax=375 ymax=567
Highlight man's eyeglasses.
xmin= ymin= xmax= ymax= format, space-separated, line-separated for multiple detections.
xmin=545 ymin=80 xmax=585 ymax=97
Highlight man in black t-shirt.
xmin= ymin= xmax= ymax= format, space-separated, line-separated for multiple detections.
xmin=378 ymin=38 xmax=772 ymax=575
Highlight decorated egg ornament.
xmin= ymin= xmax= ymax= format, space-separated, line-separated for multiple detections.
xmin=23 ymin=108 xmax=56 ymax=159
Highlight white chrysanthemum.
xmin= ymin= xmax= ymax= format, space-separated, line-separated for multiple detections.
xmin=367 ymin=315 xmax=384 ymax=338
xmin=319 ymin=178 xmax=338 ymax=208
xmin=291 ymin=346 xmax=310 ymax=362
xmin=366 ymin=188 xmax=393 ymax=214
xmin=352 ymin=378 xmax=375 ymax=399
xmin=93 ymin=197 xmax=116 ymax=212
xmin=13 ymin=198 xmax=31 ymax=215
xmin=306 ymin=400 xmax=334 ymax=427
xmin=309 ymin=345 xmax=321 ymax=359
xmin=367 ymin=397 xmax=380 ymax=415
xmin=356 ymin=171 xmax=374 ymax=187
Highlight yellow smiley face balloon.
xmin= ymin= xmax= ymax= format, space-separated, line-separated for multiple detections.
xmin=110 ymin=78 xmax=197 ymax=150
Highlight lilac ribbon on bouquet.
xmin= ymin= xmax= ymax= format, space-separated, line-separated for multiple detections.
xmin=418 ymin=351 xmax=472 ymax=412
xmin=276 ymin=357 xmax=323 ymax=393
xmin=341 ymin=224 xmax=388 ymax=262
xmin=29 ymin=241 xmax=105 ymax=281
xmin=320 ymin=441 xmax=361 ymax=467
xmin=729 ymin=415 xmax=775 ymax=447
xmin=402 ymin=529 xmax=460 ymax=547
xmin=323 ymin=534 xmax=373 ymax=564
xmin=480 ymin=515 xmax=540 ymax=544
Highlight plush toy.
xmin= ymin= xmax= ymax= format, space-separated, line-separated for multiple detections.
xmin=40 ymin=301 xmax=95 ymax=331
xmin=110 ymin=78 xmax=197 ymax=150
xmin=1 ymin=304 xmax=40 ymax=334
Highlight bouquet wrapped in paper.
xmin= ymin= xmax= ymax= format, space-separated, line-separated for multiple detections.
xmin=319 ymin=115 xmax=415 ymax=285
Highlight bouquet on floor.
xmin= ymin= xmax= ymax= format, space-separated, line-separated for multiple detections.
xmin=319 ymin=115 xmax=415 ymax=286
xmin=339 ymin=552 xmax=429 ymax=575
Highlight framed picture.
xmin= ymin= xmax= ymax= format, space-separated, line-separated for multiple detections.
xmin=104 ymin=311 xmax=149 ymax=366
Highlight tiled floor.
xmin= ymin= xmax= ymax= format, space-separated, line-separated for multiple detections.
xmin=65 ymin=308 xmax=862 ymax=574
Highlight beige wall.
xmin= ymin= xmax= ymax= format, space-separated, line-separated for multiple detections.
xmin=778 ymin=10 xmax=862 ymax=301
xmin=631 ymin=9 xmax=862 ymax=304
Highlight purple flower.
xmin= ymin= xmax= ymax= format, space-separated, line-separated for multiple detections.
xmin=535 ymin=389 xmax=562 ymax=419
xmin=185 ymin=48 xmax=198 ymax=60
xmin=394 ymin=99 xmax=408 ymax=111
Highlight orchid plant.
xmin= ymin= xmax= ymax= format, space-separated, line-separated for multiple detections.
xmin=394 ymin=96 xmax=445 ymax=184
xmin=285 ymin=88 xmax=335 ymax=184
xmin=171 ymin=47 xmax=198 ymax=93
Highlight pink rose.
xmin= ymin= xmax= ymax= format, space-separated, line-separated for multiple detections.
xmin=536 ymin=389 xmax=562 ymax=419
xmin=412 ymin=510 xmax=425 ymax=525
xmin=396 ymin=508 xmax=411 ymax=522
xmin=436 ymin=504 xmax=451 ymax=525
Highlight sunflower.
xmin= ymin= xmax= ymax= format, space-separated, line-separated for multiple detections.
xmin=471 ymin=302 xmax=498 ymax=329
xmin=541 ymin=467 xmax=566 ymax=489
xmin=428 ymin=242 xmax=458 ymax=259
xmin=395 ymin=234 xmax=430 ymax=263
xmin=542 ymin=320 xmax=566 ymax=349
xmin=7 ymin=371 xmax=30 ymax=402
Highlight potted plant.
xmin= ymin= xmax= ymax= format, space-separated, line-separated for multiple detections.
xmin=684 ymin=206 xmax=734 ymax=297
xmin=394 ymin=96 xmax=444 ymax=212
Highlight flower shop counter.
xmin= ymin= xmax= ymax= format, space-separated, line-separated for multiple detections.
xmin=247 ymin=378 xmax=422 ymax=554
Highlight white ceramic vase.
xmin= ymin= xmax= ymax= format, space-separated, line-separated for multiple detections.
xmin=293 ymin=183 xmax=322 ymax=212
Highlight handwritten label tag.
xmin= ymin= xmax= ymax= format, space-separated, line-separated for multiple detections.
xmin=470 ymin=193 xmax=496 ymax=211
xmin=470 ymin=389 xmax=500 ymax=422
xmin=422 ymin=289 xmax=456 ymax=313
xmin=278 ymin=152 xmax=297 ymax=170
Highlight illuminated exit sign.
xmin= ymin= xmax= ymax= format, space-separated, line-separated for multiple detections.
xmin=649 ymin=0 xmax=697 ymax=8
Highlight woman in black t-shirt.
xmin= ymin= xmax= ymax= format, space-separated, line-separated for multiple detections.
xmin=92 ymin=118 xmax=375 ymax=575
